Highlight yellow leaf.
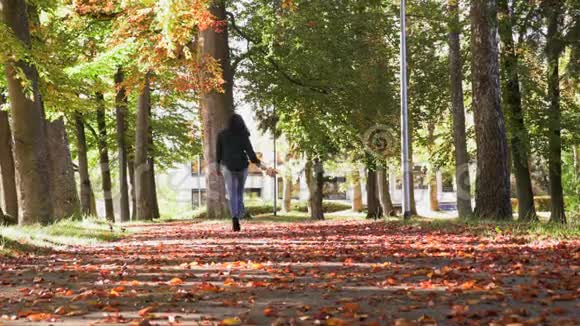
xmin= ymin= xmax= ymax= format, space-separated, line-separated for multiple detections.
xmin=220 ymin=317 xmax=242 ymax=325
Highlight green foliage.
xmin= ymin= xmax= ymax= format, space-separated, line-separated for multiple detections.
xmin=235 ymin=0 xmax=399 ymax=160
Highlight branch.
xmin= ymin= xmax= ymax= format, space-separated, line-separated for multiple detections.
xmin=226 ymin=11 xmax=330 ymax=94
xmin=85 ymin=121 xmax=99 ymax=140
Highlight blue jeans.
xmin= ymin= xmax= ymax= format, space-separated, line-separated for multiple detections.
xmin=222 ymin=167 xmax=248 ymax=219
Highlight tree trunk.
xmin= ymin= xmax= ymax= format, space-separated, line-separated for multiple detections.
xmin=376 ymin=166 xmax=394 ymax=216
xmin=311 ymin=159 xmax=324 ymax=220
xmin=574 ymin=145 xmax=579 ymax=183
xmin=96 ymin=92 xmax=115 ymax=222
xmin=282 ymin=174 xmax=293 ymax=212
xmin=1 ymin=0 xmax=53 ymax=225
xmin=470 ymin=0 xmax=512 ymax=220
xmin=148 ymin=158 xmax=160 ymax=219
xmin=0 ymin=108 xmax=18 ymax=218
xmin=545 ymin=1 xmax=566 ymax=224
xmin=74 ymin=112 xmax=96 ymax=216
xmin=135 ymin=73 xmax=154 ymax=220
xmin=197 ymin=1 xmax=233 ymax=219
xmin=498 ymin=0 xmax=537 ymax=222
xmin=366 ymin=168 xmax=382 ymax=219
xmin=128 ymin=154 xmax=137 ymax=220
xmin=408 ymin=122 xmax=417 ymax=216
xmin=448 ymin=0 xmax=473 ymax=218
xmin=147 ymin=104 xmax=160 ymax=219
xmin=305 ymin=160 xmax=314 ymax=215
xmin=115 ymin=68 xmax=130 ymax=223
xmin=429 ymin=170 xmax=439 ymax=212
xmin=46 ymin=118 xmax=80 ymax=218
xmin=351 ymin=167 xmax=363 ymax=212
xmin=427 ymin=126 xmax=440 ymax=212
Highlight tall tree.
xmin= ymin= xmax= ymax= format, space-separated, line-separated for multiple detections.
xmin=447 ymin=0 xmax=473 ymax=218
xmin=282 ymin=175 xmax=293 ymax=213
xmin=197 ymin=0 xmax=233 ymax=219
xmin=544 ymin=0 xmax=566 ymax=223
xmin=74 ymin=112 xmax=96 ymax=216
xmin=1 ymin=0 xmax=53 ymax=225
xmin=376 ymin=166 xmax=394 ymax=217
xmin=134 ymin=73 xmax=155 ymax=220
xmin=0 ymin=106 xmax=18 ymax=218
xmin=115 ymin=68 xmax=130 ymax=222
xmin=96 ymin=92 xmax=115 ymax=221
xmin=128 ymin=152 xmax=137 ymax=220
xmin=46 ymin=118 xmax=80 ymax=218
xmin=470 ymin=0 xmax=512 ymax=219
xmin=498 ymin=0 xmax=537 ymax=221
xmin=366 ymin=166 xmax=381 ymax=219
xmin=148 ymin=158 xmax=160 ymax=219
xmin=147 ymin=105 xmax=160 ymax=219
xmin=351 ymin=167 xmax=363 ymax=212
xmin=427 ymin=125 xmax=440 ymax=212
xmin=311 ymin=159 xmax=325 ymax=220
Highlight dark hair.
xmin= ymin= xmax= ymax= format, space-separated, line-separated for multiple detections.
xmin=229 ymin=113 xmax=250 ymax=136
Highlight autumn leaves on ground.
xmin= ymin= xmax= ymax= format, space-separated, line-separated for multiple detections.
xmin=0 ymin=218 xmax=578 ymax=326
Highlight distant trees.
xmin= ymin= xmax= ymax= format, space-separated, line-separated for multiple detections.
xmin=0 ymin=0 xmax=577 ymax=224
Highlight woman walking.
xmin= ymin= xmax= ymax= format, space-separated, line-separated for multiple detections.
xmin=216 ymin=114 xmax=274 ymax=231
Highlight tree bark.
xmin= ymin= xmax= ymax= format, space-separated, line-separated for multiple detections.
xmin=470 ymin=0 xmax=512 ymax=220
xmin=376 ymin=166 xmax=394 ymax=216
xmin=46 ymin=118 xmax=80 ymax=218
xmin=0 ymin=108 xmax=18 ymax=218
xmin=128 ymin=154 xmax=137 ymax=221
xmin=351 ymin=167 xmax=363 ymax=212
xmin=366 ymin=168 xmax=382 ymax=219
xmin=96 ymin=92 xmax=115 ymax=222
xmin=148 ymin=158 xmax=160 ymax=219
xmin=311 ymin=159 xmax=324 ymax=220
xmin=427 ymin=125 xmax=440 ymax=212
xmin=448 ymin=0 xmax=473 ymax=218
xmin=282 ymin=174 xmax=293 ymax=212
xmin=74 ymin=112 xmax=96 ymax=216
xmin=429 ymin=170 xmax=439 ymax=211
xmin=545 ymin=1 xmax=566 ymax=223
xmin=498 ymin=0 xmax=537 ymax=222
xmin=305 ymin=160 xmax=314 ymax=215
xmin=147 ymin=105 xmax=160 ymax=219
xmin=574 ymin=145 xmax=579 ymax=183
xmin=1 ymin=0 xmax=53 ymax=225
xmin=408 ymin=122 xmax=417 ymax=216
xmin=115 ymin=68 xmax=130 ymax=223
xmin=198 ymin=1 xmax=233 ymax=219
xmin=135 ymin=73 xmax=154 ymax=220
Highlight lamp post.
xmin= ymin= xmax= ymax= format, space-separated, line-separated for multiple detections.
xmin=400 ymin=0 xmax=412 ymax=219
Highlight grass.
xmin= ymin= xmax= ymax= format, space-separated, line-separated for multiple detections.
xmin=393 ymin=216 xmax=580 ymax=240
xmin=0 ymin=217 xmax=125 ymax=256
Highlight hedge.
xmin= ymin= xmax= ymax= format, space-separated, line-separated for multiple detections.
xmin=511 ymin=196 xmax=553 ymax=212
xmin=193 ymin=201 xmax=351 ymax=219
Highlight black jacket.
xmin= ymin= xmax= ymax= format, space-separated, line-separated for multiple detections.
xmin=216 ymin=129 xmax=261 ymax=171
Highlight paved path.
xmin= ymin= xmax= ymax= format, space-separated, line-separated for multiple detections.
xmin=0 ymin=219 xmax=578 ymax=325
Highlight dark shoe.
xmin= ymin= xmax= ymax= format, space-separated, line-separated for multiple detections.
xmin=232 ymin=218 xmax=241 ymax=232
